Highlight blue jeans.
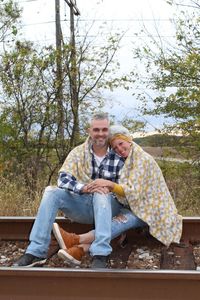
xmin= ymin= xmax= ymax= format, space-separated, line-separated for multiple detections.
xmin=110 ymin=207 xmax=146 ymax=239
xmin=26 ymin=186 xmax=146 ymax=258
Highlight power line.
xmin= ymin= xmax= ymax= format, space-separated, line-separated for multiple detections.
xmin=22 ymin=20 xmax=55 ymax=27
xmin=77 ymin=18 xmax=176 ymax=22
xmin=20 ymin=16 xmax=194 ymax=28
xmin=21 ymin=18 xmax=182 ymax=27
xmin=16 ymin=0 xmax=38 ymax=2
xmin=1 ymin=33 xmax=177 ymax=45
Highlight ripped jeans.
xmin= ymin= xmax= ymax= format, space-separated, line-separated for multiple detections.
xmin=110 ymin=208 xmax=146 ymax=239
xmin=88 ymin=207 xmax=146 ymax=255
xmin=26 ymin=186 xmax=146 ymax=258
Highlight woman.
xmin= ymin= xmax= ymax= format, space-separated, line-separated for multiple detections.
xmin=53 ymin=125 xmax=182 ymax=266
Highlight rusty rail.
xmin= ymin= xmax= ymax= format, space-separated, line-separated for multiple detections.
xmin=1 ymin=216 xmax=200 ymax=240
xmin=0 ymin=267 xmax=200 ymax=300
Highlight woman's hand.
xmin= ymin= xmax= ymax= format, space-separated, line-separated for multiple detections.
xmin=82 ymin=179 xmax=114 ymax=194
xmin=82 ymin=183 xmax=110 ymax=194
xmin=86 ymin=179 xmax=114 ymax=193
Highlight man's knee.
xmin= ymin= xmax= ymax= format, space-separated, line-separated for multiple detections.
xmin=93 ymin=193 xmax=111 ymax=208
xmin=44 ymin=185 xmax=58 ymax=193
xmin=42 ymin=186 xmax=64 ymax=205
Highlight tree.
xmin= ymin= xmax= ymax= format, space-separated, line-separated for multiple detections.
xmin=0 ymin=41 xmax=60 ymax=191
xmin=132 ymin=0 xmax=200 ymax=163
xmin=121 ymin=118 xmax=146 ymax=133
xmin=0 ymin=0 xmax=21 ymax=43
xmin=129 ymin=0 xmax=200 ymax=212
xmin=55 ymin=23 xmax=132 ymax=160
xmin=0 ymin=23 xmax=133 ymax=192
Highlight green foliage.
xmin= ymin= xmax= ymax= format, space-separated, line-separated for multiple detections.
xmin=0 ymin=0 xmax=21 ymax=42
xmin=134 ymin=134 xmax=182 ymax=147
xmin=121 ymin=118 xmax=146 ymax=132
xmin=130 ymin=1 xmax=200 ymax=217
xmin=0 ymin=18 xmax=134 ymax=191
xmin=0 ymin=42 xmax=62 ymax=190
xmin=132 ymin=0 xmax=200 ymax=166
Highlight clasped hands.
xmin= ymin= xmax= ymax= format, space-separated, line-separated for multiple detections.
xmin=82 ymin=179 xmax=114 ymax=194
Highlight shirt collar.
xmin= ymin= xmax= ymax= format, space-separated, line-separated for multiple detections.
xmin=89 ymin=144 xmax=110 ymax=156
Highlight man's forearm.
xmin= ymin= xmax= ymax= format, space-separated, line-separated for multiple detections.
xmin=57 ymin=172 xmax=84 ymax=193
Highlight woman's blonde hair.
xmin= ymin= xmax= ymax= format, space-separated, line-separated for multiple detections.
xmin=109 ymin=125 xmax=132 ymax=144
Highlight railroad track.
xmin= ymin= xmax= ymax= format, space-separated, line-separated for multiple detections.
xmin=0 ymin=217 xmax=200 ymax=300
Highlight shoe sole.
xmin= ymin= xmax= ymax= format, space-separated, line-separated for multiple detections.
xmin=13 ymin=258 xmax=47 ymax=268
xmin=91 ymin=263 xmax=107 ymax=269
xmin=58 ymin=249 xmax=81 ymax=266
xmin=52 ymin=223 xmax=66 ymax=249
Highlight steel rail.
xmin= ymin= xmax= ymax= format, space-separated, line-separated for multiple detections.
xmin=0 ymin=216 xmax=93 ymax=240
xmin=0 ymin=216 xmax=200 ymax=241
xmin=0 ymin=267 xmax=200 ymax=300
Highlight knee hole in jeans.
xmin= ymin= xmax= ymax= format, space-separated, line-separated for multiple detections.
xmin=112 ymin=214 xmax=128 ymax=224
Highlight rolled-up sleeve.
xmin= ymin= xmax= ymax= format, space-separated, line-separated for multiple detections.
xmin=57 ymin=171 xmax=85 ymax=193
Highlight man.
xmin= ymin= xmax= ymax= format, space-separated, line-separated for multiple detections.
xmin=13 ymin=112 xmax=125 ymax=268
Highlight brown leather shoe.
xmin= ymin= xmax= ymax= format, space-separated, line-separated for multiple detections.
xmin=58 ymin=246 xmax=84 ymax=266
xmin=52 ymin=223 xmax=80 ymax=249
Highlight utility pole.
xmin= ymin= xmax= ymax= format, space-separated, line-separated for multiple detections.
xmin=64 ymin=0 xmax=80 ymax=148
xmin=55 ymin=0 xmax=64 ymax=159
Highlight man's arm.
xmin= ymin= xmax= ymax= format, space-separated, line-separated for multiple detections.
xmin=58 ymin=146 xmax=86 ymax=194
xmin=57 ymin=171 xmax=84 ymax=194
xmin=58 ymin=172 xmax=109 ymax=195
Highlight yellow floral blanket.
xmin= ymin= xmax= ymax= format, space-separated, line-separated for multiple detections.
xmin=117 ymin=141 xmax=182 ymax=246
xmin=59 ymin=138 xmax=92 ymax=183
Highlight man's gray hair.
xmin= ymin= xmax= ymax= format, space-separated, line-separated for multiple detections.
xmin=91 ymin=112 xmax=109 ymax=122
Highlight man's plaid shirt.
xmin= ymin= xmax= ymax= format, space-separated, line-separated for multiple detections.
xmin=57 ymin=147 xmax=125 ymax=194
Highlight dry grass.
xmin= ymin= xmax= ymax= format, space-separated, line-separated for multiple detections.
xmin=0 ymin=161 xmax=199 ymax=217
xmin=0 ymin=175 xmax=43 ymax=216
xmin=159 ymin=160 xmax=200 ymax=216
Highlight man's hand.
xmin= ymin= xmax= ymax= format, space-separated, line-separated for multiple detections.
xmin=86 ymin=179 xmax=114 ymax=193
xmin=81 ymin=183 xmax=110 ymax=194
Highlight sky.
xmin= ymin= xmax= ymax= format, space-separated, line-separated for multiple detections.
xmin=16 ymin=0 xmax=178 ymax=131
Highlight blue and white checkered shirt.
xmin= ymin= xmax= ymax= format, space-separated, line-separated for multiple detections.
xmin=58 ymin=146 xmax=125 ymax=194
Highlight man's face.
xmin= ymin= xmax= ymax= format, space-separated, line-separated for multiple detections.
xmin=88 ymin=119 xmax=109 ymax=148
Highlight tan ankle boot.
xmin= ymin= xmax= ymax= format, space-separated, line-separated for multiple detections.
xmin=58 ymin=246 xmax=84 ymax=266
xmin=52 ymin=223 xmax=80 ymax=249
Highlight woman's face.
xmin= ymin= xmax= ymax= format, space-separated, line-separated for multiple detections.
xmin=111 ymin=138 xmax=131 ymax=158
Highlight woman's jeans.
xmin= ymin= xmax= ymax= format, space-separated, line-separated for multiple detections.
xmin=26 ymin=186 xmax=146 ymax=258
